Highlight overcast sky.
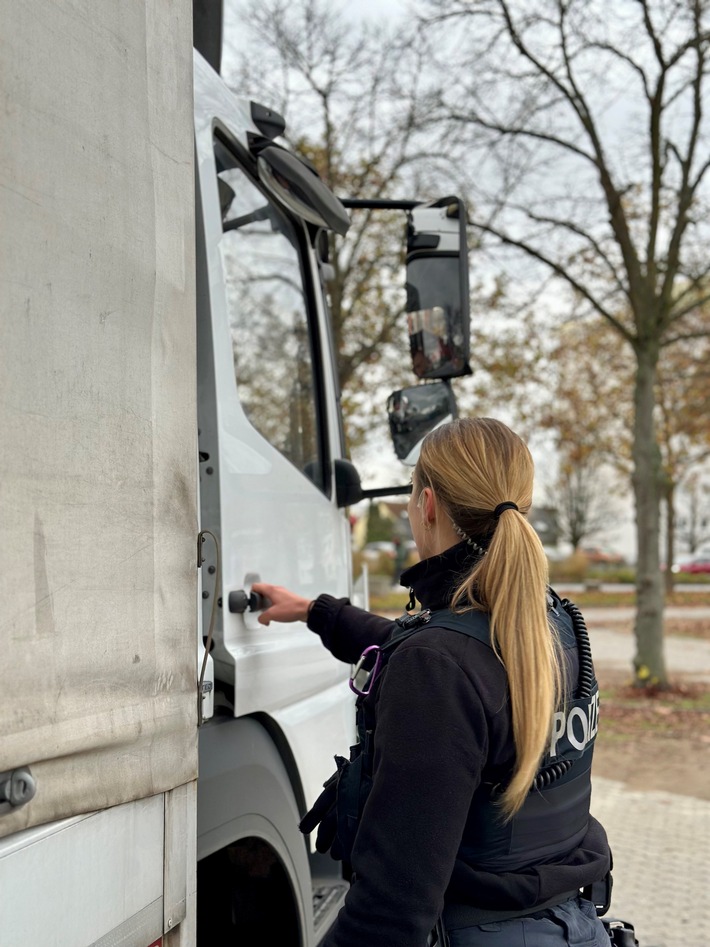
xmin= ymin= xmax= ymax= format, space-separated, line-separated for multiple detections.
xmin=346 ymin=0 xmax=407 ymax=18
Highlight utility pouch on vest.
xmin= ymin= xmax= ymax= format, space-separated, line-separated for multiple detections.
xmin=299 ymin=738 xmax=373 ymax=862
xmin=299 ymin=754 xmax=347 ymax=855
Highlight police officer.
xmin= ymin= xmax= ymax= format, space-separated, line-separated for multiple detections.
xmin=254 ymin=417 xmax=612 ymax=947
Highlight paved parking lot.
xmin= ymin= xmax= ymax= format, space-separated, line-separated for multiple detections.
xmin=588 ymin=613 xmax=710 ymax=947
xmin=592 ymin=777 xmax=710 ymax=947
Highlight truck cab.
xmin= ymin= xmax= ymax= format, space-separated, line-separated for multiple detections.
xmin=192 ymin=50 xmax=356 ymax=944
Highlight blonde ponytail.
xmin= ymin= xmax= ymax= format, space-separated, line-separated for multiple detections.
xmin=417 ymin=418 xmax=562 ymax=820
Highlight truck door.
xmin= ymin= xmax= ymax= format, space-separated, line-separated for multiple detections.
xmin=194 ymin=63 xmax=354 ymax=811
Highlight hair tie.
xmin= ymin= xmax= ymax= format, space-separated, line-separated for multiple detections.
xmin=493 ymin=501 xmax=518 ymax=519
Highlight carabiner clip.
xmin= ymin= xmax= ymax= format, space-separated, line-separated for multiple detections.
xmin=349 ymin=644 xmax=383 ymax=697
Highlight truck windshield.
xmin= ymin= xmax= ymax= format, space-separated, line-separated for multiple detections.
xmin=214 ymin=136 xmax=324 ymax=490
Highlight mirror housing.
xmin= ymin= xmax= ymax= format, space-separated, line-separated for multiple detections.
xmin=257 ymin=145 xmax=351 ymax=236
xmin=406 ymin=197 xmax=471 ymax=380
xmin=334 ymin=459 xmax=364 ymax=508
xmin=387 ymin=381 xmax=457 ymax=463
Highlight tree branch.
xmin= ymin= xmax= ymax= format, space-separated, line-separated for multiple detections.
xmin=492 ymin=0 xmax=645 ymax=309
xmin=659 ymin=3 xmax=708 ymax=318
xmin=474 ymin=219 xmax=636 ymax=344
xmin=447 ymin=110 xmax=597 ymax=165
xmin=663 ymin=327 xmax=710 ymax=347
xmin=511 ymin=206 xmax=629 ymax=298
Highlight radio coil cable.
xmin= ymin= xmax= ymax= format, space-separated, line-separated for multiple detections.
xmin=530 ymin=598 xmax=596 ymax=794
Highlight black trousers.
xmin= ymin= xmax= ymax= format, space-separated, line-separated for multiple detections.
xmin=446 ymin=897 xmax=609 ymax=946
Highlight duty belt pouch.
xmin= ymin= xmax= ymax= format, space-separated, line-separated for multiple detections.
xmin=602 ymin=918 xmax=639 ymax=946
xmin=337 ymin=733 xmax=372 ymax=861
xmin=299 ymin=735 xmax=373 ymax=862
xmin=582 ymin=871 xmax=612 ymax=916
xmin=298 ymin=754 xmax=347 ymax=855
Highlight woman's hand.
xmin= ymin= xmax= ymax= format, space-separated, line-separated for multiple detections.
xmin=251 ymin=582 xmax=312 ymax=626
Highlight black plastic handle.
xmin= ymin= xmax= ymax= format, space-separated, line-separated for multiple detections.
xmin=228 ymin=590 xmax=272 ymax=614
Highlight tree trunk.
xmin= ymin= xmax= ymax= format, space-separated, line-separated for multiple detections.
xmin=631 ymin=347 xmax=668 ymax=688
xmin=664 ymin=482 xmax=675 ymax=597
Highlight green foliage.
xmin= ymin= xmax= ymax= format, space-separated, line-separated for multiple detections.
xmin=547 ymin=551 xmax=589 ymax=583
xmin=371 ymin=552 xmax=397 ymax=576
xmin=368 ymin=590 xmax=414 ymax=613
xmin=548 ymin=556 xmax=710 ymax=586
xmin=587 ymin=566 xmax=637 ymax=584
xmin=365 ymin=504 xmax=394 ymax=544
xmin=673 ymin=571 xmax=710 ymax=585
xmin=368 ymin=584 xmax=710 ymax=612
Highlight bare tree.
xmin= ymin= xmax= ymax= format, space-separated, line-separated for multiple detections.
xmin=535 ymin=322 xmax=625 ymax=552
xmin=424 ymin=0 xmax=710 ymax=687
xmin=553 ymin=461 xmax=618 ymax=551
xmin=539 ymin=312 xmax=710 ymax=592
xmin=223 ymin=0 xmax=455 ymax=454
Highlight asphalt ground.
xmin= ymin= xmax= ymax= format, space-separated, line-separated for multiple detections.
xmin=586 ymin=609 xmax=710 ymax=947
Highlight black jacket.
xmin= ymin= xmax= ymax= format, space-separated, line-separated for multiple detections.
xmin=307 ymin=541 xmax=611 ymax=947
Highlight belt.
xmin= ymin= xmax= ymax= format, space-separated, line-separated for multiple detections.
xmin=442 ymin=889 xmax=580 ymax=929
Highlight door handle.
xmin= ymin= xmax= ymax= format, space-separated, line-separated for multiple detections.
xmin=228 ymin=589 xmax=271 ymax=613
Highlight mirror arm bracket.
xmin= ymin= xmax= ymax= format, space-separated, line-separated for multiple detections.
xmin=340 ymin=198 xmax=420 ymax=211
xmin=360 ymin=485 xmax=413 ymax=499
xmin=341 ymin=197 xmax=462 ymax=212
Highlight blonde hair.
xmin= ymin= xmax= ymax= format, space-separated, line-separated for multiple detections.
xmin=415 ymin=417 xmax=562 ymax=819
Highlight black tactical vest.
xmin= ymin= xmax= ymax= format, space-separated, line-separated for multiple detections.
xmin=299 ymin=593 xmax=599 ymax=875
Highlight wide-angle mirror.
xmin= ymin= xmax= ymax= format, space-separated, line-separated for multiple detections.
xmin=257 ymin=144 xmax=351 ymax=236
xmin=387 ymin=381 xmax=458 ymax=463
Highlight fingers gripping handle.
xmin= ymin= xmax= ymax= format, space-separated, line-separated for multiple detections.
xmin=228 ymin=589 xmax=272 ymax=613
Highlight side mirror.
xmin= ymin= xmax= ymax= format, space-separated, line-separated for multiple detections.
xmin=405 ymin=197 xmax=471 ymax=380
xmin=257 ymin=144 xmax=351 ymax=236
xmin=387 ymin=381 xmax=457 ymax=463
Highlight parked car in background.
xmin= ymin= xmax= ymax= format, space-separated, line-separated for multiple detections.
xmin=671 ymin=554 xmax=710 ymax=574
xmin=581 ymin=546 xmax=626 ymax=565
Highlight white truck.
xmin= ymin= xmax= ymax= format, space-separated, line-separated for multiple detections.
xmin=0 ymin=3 xmax=469 ymax=945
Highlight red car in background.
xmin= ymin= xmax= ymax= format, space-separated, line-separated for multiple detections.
xmin=671 ymin=554 xmax=710 ymax=574
xmin=581 ymin=546 xmax=625 ymax=565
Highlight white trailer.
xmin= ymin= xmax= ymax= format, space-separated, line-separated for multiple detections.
xmin=0 ymin=3 xmax=469 ymax=945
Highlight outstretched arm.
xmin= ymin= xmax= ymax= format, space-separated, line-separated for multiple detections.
xmin=251 ymin=582 xmax=398 ymax=664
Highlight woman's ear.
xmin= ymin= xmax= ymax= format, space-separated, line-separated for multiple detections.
xmin=422 ymin=487 xmax=437 ymax=526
